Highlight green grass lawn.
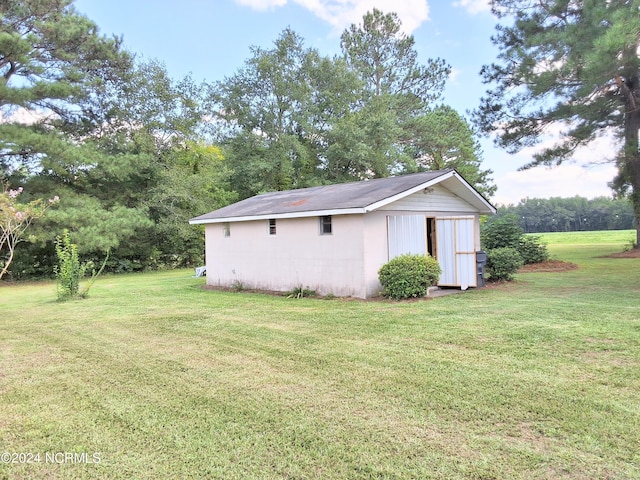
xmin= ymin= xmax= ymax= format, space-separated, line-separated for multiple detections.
xmin=1 ymin=231 xmax=639 ymax=479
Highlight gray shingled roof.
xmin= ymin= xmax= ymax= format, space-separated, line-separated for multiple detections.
xmin=190 ymin=169 xmax=494 ymax=223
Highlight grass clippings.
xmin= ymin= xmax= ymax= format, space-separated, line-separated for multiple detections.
xmin=601 ymin=248 xmax=640 ymax=259
xmin=518 ymin=259 xmax=579 ymax=273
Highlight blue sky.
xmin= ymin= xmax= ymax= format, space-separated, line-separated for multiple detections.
xmin=73 ymin=0 xmax=617 ymax=205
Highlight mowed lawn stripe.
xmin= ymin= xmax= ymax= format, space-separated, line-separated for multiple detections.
xmin=1 ymin=231 xmax=638 ymax=478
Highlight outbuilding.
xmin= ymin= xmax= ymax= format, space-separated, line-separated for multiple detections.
xmin=189 ymin=169 xmax=496 ymax=298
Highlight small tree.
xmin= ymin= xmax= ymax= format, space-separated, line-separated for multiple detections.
xmin=54 ymin=229 xmax=109 ymax=301
xmin=0 ymin=185 xmax=58 ymax=280
xmin=378 ymin=254 xmax=441 ymax=300
xmin=518 ymin=236 xmax=549 ymax=265
xmin=54 ymin=230 xmax=87 ymax=300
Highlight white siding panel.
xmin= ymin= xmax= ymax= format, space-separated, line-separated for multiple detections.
xmin=456 ymin=217 xmax=475 ymax=252
xmin=457 ymin=252 xmax=475 ymax=289
xmin=381 ymin=185 xmax=473 ymax=212
xmin=387 ymin=215 xmax=426 ymax=259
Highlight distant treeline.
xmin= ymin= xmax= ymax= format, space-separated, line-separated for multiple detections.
xmin=497 ymin=197 xmax=635 ymax=233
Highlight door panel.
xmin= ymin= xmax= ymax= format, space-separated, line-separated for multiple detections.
xmin=436 ymin=216 xmax=477 ymax=289
xmin=436 ymin=218 xmax=456 ymax=285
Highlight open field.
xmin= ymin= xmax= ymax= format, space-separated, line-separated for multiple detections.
xmin=534 ymin=229 xmax=636 ymax=248
xmin=1 ymin=230 xmax=639 ymax=479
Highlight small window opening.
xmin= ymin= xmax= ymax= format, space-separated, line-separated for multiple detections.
xmin=320 ymin=215 xmax=332 ymax=235
xmin=268 ymin=218 xmax=276 ymax=235
xmin=223 ymin=222 xmax=231 ymax=237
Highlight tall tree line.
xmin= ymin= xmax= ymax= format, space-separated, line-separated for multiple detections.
xmin=1 ymin=0 xmax=233 ymax=277
xmin=1 ymin=2 xmax=494 ymax=279
xmin=212 ymin=10 xmax=494 ymax=200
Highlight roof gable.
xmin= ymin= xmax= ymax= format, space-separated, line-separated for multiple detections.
xmin=190 ymin=169 xmax=495 ymax=224
xmin=381 ymin=184 xmax=474 ymax=212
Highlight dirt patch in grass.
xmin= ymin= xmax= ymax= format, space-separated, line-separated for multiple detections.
xmin=600 ymin=248 xmax=640 ymax=259
xmin=518 ymin=259 xmax=579 ymax=273
xmin=202 ymin=284 xmax=434 ymax=302
xmin=481 ymin=279 xmax=529 ymax=291
xmin=203 ymin=284 xmax=287 ymax=296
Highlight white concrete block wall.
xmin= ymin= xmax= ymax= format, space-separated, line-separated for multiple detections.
xmin=205 ymin=215 xmax=367 ymax=297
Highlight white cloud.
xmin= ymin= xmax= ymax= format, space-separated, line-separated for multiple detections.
xmin=449 ymin=67 xmax=462 ymax=84
xmin=490 ymin=128 xmax=622 ymax=205
xmin=234 ymin=0 xmax=287 ymax=10
xmin=452 ymin=0 xmax=491 ymax=15
xmin=493 ymin=163 xmax=618 ymax=206
xmin=0 ymin=108 xmax=49 ymax=125
xmin=235 ymin=0 xmax=431 ymax=34
xmin=517 ymin=123 xmax=620 ymax=167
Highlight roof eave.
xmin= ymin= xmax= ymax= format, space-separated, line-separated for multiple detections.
xmin=446 ymin=171 xmax=497 ymax=215
xmin=189 ymin=207 xmax=366 ymax=225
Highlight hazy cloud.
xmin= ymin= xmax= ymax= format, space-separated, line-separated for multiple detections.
xmin=449 ymin=67 xmax=462 ymax=84
xmin=452 ymin=0 xmax=491 ymax=15
xmin=235 ymin=0 xmax=431 ymax=34
xmin=492 ymin=128 xmax=621 ymax=205
xmin=493 ymin=164 xmax=618 ymax=206
xmin=0 ymin=108 xmax=48 ymax=125
xmin=234 ymin=0 xmax=287 ymax=10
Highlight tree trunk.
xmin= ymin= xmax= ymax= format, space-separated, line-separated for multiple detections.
xmin=0 ymin=242 xmax=15 ymax=281
xmin=624 ymin=108 xmax=640 ymax=247
xmin=630 ymin=169 xmax=640 ymax=248
xmin=622 ymin=77 xmax=640 ymax=248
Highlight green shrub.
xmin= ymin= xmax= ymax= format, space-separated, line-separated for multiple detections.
xmin=482 ymin=215 xmax=550 ymax=266
xmin=518 ymin=235 xmax=549 ymax=264
xmin=378 ymin=254 xmax=441 ymax=300
xmin=486 ymin=247 xmax=523 ymax=282
xmin=481 ymin=214 xmax=523 ymax=250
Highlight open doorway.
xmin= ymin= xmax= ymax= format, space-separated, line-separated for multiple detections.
xmin=426 ymin=217 xmax=436 ymax=258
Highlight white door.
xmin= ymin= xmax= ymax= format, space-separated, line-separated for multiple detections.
xmin=436 ymin=216 xmax=477 ymax=289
